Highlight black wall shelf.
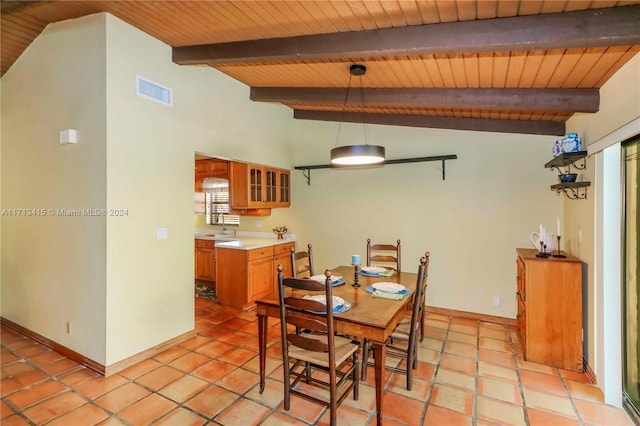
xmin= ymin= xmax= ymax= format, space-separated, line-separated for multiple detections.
xmin=294 ymin=154 xmax=457 ymax=185
xmin=545 ymin=151 xmax=590 ymax=199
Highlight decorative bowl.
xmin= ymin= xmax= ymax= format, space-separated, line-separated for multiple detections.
xmin=273 ymin=226 xmax=288 ymax=239
xmin=559 ymin=173 xmax=577 ymax=183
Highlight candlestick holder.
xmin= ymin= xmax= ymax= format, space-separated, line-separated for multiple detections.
xmin=352 ymin=264 xmax=361 ymax=287
xmin=536 ymin=240 xmax=550 ymax=258
xmin=552 ymin=235 xmax=566 ymax=258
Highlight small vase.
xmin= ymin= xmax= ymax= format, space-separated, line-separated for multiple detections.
xmin=277 ymin=234 xmax=283 ymax=240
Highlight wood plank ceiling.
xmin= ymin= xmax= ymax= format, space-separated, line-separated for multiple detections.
xmin=2 ymin=1 xmax=640 ymax=135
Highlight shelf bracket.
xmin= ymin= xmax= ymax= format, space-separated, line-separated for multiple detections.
xmin=555 ymin=187 xmax=588 ymax=200
xmin=302 ymin=168 xmax=311 ymax=186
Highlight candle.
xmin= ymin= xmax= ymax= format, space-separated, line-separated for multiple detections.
xmin=557 ymin=218 xmax=561 ymax=236
xmin=351 ymin=255 xmax=360 ymax=265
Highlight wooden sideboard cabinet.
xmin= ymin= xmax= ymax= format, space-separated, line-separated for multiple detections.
xmin=195 ymin=239 xmax=215 ymax=282
xmin=516 ymin=248 xmax=583 ymax=372
xmin=216 ymin=242 xmax=294 ymax=310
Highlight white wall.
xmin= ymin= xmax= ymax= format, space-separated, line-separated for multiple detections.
xmin=1 ymin=13 xmax=293 ymax=366
xmin=102 ymin=15 xmax=293 ymax=364
xmin=277 ymin=121 xmax=563 ymax=318
xmin=1 ymin=14 xmax=108 ymax=362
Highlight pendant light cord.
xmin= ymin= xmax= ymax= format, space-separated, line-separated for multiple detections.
xmin=334 ymin=72 xmax=354 ymax=148
xmin=360 ymin=75 xmax=369 ymax=146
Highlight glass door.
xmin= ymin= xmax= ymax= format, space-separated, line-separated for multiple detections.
xmin=623 ymin=136 xmax=640 ymax=419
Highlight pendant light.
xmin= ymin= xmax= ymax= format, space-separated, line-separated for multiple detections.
xmin=330 ymin=64 xmax=385 ymax=166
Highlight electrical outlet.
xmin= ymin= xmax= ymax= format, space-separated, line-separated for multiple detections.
xmin=156 ymin=228 xmax=168 ymax=240
xmin=492 ymin=296 xmax=501 ymax=306
xmin=255 ymin=220 xmax=261 ymax=228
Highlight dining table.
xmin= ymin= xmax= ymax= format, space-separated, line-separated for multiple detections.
xmin=256 ymin=265 xmax=419 ymax=425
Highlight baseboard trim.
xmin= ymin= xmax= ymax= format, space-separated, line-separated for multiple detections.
xmin=425 ymin=305 xmax=518 ymax=327
xmin=1 ymin=317 xmax=106 ymax=375
xmin=104 ymin=329 xmax=196 ymax=376
xmin=1 ymin=317 xmax=196 ymax=377
xmin=583 ymin=358 xmax=596 ymax=384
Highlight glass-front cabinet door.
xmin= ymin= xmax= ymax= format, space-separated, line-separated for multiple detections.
xmin=264 ymin=168 xmax=277 ymax=204
xmin=623 ymin=136 xmax=640 ymax=421
xmin=250 ymin=166 xmax=263 ymax=203
xmin=278 ymin=170 xmax=290 ymax=206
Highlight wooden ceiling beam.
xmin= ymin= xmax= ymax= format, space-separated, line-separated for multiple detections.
xmin=251 ymin=87 xmax=599 ymax=113
xmin=293 ymin=110 xmax=565 ymax=136
xmin=0 ymin=1 xmax=43 ymax=14
xmin=173 ymin=5 xmax=640 ymax=65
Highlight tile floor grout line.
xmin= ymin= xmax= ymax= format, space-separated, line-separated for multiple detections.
xmin=509 ymin=324 xmax=531 ymax=426
xmin=557 ymin=368 xmax=586 ymax=425
xmin=419 ymin=315 xmax=455 ymax=425
xmin=1 ymin=342 xmax=118 ymax=425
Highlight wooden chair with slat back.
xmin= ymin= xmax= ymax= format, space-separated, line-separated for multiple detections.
xmin=367 ymin=238 xmax=401 ymax=271
xmin=361 ymin=255 xmax=429 ymax=391
xmin=290 ymin=244 xmax=314 ymax=278
xmin=276 ymin=265 xmax=360 ymax=426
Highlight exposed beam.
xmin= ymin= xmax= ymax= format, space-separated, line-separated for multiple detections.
xmin=0 ymin=1 xmax=43 ymax=14
xmin=173 ymin=5 xmax=640 ymax=65
xmin=293 ymin=110 xmax=565 ymax=136
xmin=251 ymin=87 xmax=599 ymax=113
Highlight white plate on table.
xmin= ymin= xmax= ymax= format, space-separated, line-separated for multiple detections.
xmin=372 ymin=282 xmax=406 ymax=293
xmin=305 ymin=295 xmax=345 ymax=309
xmin=309 ymin=275 xmax=343 ymax=284
xmin=361 ymin=266 xmax=387 ymax=274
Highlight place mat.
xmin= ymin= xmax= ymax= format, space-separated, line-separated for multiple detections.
xmin=365 ymin=285 xmax=411 ymax=296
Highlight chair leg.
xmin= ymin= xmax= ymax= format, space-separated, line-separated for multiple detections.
xmin=283 ymin=360 xmax=291 ymax=410
xmin=420 ymin=309 xmax=425 ymax=342
xmin=305 ymin=362 xmax=311 ymax=383
xmin=353 ymin=350 xmax=360 ymax=401
xmin=406 ymin=343 xmax=414 ymax=391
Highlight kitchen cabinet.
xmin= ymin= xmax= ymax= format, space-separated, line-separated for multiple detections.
xmin=195 ymin=159 xmax=229 ymax=192
xmin=195 ymin=239 xmax=215 ymax=282
xmin=216 ymin=241 xmax=294 ymax=310
xmin=516 ymin=248 xmax=583 ymax=372
xmin=229 ymin=162 xmax=291 ymax=212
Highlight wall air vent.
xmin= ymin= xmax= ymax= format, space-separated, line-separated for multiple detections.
xmin=136 ymin=75 xmax=172 ymax=106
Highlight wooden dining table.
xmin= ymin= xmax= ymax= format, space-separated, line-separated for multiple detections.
xmin=256 ymin=265 xmax=419 ymax=425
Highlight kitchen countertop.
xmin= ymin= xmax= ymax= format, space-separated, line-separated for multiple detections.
xmin=194 ymin=230 xmax=296 ymax=250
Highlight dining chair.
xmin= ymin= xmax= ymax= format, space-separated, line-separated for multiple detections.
xmin=276 ymin=265 xmax=360 ymax=426
xmin=290 ymin=243 xmax=314 ymax=278
xmin=361 ymin=255 xmax=428 ymax=391
xmin=366 ymin=238 xmax=401 ymax=271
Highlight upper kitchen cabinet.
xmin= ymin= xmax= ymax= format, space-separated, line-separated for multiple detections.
xmin=230 ymin=162 xmax=290 ymax=212
xmin=195 ymin=159 xmax=229 ymax=191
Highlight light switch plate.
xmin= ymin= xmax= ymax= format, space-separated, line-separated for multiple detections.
xmin=156 ymin=228 xmax=168 ymax=240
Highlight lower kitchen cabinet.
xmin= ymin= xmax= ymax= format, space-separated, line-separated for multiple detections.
xmin=216 ymin=241 xmax=294 ymax=310
xmin=516 ymin=248 xmax=583 ymax=372
xmin=195 ymin=239 xmax=215 ymax=282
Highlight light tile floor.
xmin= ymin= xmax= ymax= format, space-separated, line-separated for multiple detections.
xmin=1 ymin=297 xmax=635 ymax=425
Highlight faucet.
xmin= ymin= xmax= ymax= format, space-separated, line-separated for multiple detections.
xmin=218 ymin=213 xmax=228 ymax=235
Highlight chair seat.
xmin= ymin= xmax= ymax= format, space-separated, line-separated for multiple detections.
xmin=390 ymin=320 xmax=411 ymax=339
xmin=289 ymin=334 xmax=359 ymax=368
